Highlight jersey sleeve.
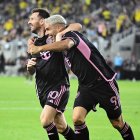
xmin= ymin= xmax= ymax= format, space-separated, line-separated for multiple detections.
xmin=61 ymin=31 xmax=80 ymax=47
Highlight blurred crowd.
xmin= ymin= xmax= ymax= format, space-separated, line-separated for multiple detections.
xmin=0 ymin=0 xmax=140 ymax=80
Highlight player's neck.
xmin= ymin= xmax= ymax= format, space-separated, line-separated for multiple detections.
xmin=37 ymin=28 xmax=45 ymax=38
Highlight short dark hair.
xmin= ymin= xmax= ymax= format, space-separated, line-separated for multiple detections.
xmin=32 ymin=8 xmax=50 ymax=19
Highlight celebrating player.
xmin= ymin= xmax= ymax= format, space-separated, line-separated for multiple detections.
xmin=27 ymin=8 xmax=82 ymax=140
xmin=28 ymin=15 xmax=135 ymax=140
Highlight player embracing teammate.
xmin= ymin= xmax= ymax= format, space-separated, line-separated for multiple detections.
xmin=28 ymin=14 xmax=135 ymax=140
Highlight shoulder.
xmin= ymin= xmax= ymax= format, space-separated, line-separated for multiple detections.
xmin=63 ymin=31 xmax=79 ymax=38
xmin=62 ymin=31 xmax=80 ymax=46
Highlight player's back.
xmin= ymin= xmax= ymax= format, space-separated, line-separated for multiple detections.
xmin=63 ymin=31 xmax=116 ymax=86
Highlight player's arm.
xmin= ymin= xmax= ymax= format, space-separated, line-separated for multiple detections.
xmin=56 ymin=23 xmax=82 ymax=41
xmin=27 ymin=58 xmax=36 ymax=75
xmin=28 ymin=39 xmax=74 ymax=54
xmin=64 ymin=23 xmax=82 ymax=33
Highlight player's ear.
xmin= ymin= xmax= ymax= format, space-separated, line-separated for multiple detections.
xmin=40 ymin=18 xmax=45 ymax=25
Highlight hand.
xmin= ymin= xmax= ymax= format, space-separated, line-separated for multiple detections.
xmin=27 ymin=58 xmax=37 ymax=71
xmin=28 ymin=43 xmax=40 ymax=55
xmin=28 ymin=38 xmax=34 ymax=46
xmin=27 ymin=38 xmax=40 ymax=54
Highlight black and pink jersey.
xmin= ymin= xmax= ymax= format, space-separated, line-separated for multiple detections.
xmin=32 ymin=35 xmax=69 ymax=98
xmin=62 ymin=31 xmax=117 ymax=87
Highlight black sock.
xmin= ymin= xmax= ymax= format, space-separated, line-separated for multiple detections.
xmin=74 ymin=122 xmax=89 ymax=140
xmin=44 ymin=122 xmax=59 ymax=140
xmin=119 ymin=122 xmax=135 ymax=140
xmin=61 ymin=125 xmax=75 ymax=140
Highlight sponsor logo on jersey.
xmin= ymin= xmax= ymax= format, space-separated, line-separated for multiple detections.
xmin=40 ymin=51 xmax=52 ymax=60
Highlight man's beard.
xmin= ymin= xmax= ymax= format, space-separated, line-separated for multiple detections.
xmin=32 ymin=30 xmax=37 ymax=34
xmin=31 ymin=26 xmax=40 ymax=34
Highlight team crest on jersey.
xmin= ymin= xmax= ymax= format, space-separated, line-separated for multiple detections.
xmin=38 ymin=37 xmax=53 ymax=60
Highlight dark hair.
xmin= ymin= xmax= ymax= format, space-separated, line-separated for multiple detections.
xmin=32 ymin=8 xmax=50 ymax=19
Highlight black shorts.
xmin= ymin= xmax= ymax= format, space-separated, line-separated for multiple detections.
xmin=39 ymin=84 xmax=69 ymax=113
xmin=74 ymin=80 xmax=122 ymax=119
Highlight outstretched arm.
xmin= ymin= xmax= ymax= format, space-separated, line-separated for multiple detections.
xmin=56 ymin=23 xmax=82 ymax=41
xmin=65 ymin=23 xmax=82 ymax=33
xmin=28 ymin=38 xmax=74 ymax=54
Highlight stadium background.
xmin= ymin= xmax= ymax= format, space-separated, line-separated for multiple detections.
xmin=0 ymin=0 xmax=140 ymax=140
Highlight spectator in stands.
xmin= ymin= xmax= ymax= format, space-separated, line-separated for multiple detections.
xmin=129 ymin=55 xmax=137 ymax=80
xmin=114 ymin=53 xmax=124 ymax=79
xmin=83 ymin=16 xmax=91 ymax=27
xmin=0 ymin=51 xmax=5 ymax=74
xmin=19 ymin=0 xmax=28 ymax=10
xmin=136 ymin=59 xmax=140 ymax=72
xmin=132 ymin=6 xmax=140 ymax=27
xmin=97 ymin=21 xmax=108 ymax=38
xmin=100 ymin=6 xmax=112 ymax=21
xmin=106 ymin=55 xmax=113 ymax=69
xmin=115 ymin=11 xmax=129 ymax=33
xmin=3 ymin=19 xmax=14 ymax=32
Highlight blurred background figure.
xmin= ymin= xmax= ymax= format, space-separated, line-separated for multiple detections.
xmin=114 ymin=53 xmax=124 ymax=80
xmin=0 ymin=47 xmax=5 ymax=75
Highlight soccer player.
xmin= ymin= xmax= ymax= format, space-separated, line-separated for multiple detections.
xmin=27 ymin=8 xmax=82 ymax=140
xmin=28 ymin=15 xmax=135 ymax=140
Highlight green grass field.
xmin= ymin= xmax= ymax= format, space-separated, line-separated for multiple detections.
xmin=0 ymin=76 xmax=140 ymax=140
